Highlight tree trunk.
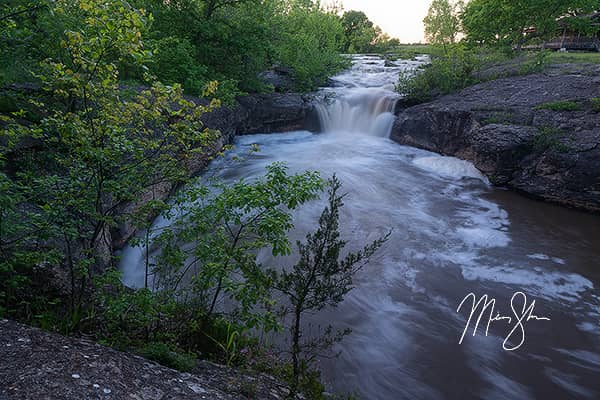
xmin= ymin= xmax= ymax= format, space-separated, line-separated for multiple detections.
xmin=291 ymin=307 xmax=302 ymax=393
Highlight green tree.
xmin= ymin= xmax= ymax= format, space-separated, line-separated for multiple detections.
xmin=340 ymin=9 xmax=399 ymax=54
xmin=341 ymin=10 xmax=373 ymax=52
xmin=150 ymin=163 xmax=324 ymax=333
xmin=273 ymin=176 xmax=389 ymax=392
xmin=424 ymin=0 xmax=462 ymax=51
xmin=462 ymin=0 xmax=599 ymax=49
xmin=1 ymin=0 xmax=219 ymax=328
xmin=276 ymin=0 xmax=347 ymax=89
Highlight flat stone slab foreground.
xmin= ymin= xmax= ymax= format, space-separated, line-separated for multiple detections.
xmin=0 ymin=320 xmax=295 ymax=400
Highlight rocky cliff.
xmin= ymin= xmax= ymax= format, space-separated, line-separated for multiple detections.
xmin=391 ymin=64 xmax=600 ymax=213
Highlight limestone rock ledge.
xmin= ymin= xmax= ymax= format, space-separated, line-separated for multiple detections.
xmin=391 ymin=65 xmax=600 ymax=213
xmin=0 ymin=319 xmax=298 ymax=400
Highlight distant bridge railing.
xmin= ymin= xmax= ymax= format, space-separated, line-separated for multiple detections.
xmin=523 ymin=38 xmax=600 ymax=51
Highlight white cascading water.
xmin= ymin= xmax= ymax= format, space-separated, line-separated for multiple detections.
xmin=314 ymin=54 xmax=424 ymax=137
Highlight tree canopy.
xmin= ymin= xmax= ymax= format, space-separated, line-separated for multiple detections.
xmin=461 ymin=0 xmax=600 ymax=48
xmin=423 ymin=0 xmax=462 ymax=49
xmin=341 ymin=10 xmax=400 ymax=53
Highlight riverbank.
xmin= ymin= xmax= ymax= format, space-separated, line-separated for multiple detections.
xmin=391 ymin=62 xmax=600 ymax=213
xmin=0 ymin=319 xmax=298 ymax=400
xmin=0 ymin=88 xmax=317 ymax=400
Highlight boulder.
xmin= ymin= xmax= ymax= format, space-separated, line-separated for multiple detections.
xmin=258 ymin=65 xmax=297 ymax=92
xmin=236 ymin=93 xmax=312 ymax=134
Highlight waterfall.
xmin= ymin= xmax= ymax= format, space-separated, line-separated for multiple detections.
xmin=313 ymin=54 xmax=425 ymax=138
xmin=315 ymin=88 xmax=399 ymax=137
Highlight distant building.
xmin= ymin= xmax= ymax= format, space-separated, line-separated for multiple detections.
xmin=525 ymin=12 xmax=600 ymax=51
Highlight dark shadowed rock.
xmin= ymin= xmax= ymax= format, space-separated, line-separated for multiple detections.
xmin=0 ymin=320 xmax=299 ymax=400
xmin=258 ymin=65 xmax=296 ymax=93
xmin=391 ymin=67 xmax=600 ymax=212
xmin=236 ymin=93 xmax=312 ymax=135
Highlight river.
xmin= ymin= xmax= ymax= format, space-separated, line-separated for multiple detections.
xmin=121 ymin=55 xmax=600 ymax=399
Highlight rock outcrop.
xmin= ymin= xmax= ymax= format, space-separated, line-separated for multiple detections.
xmin=0 ymin=319 xmax=297 ymax=400
xmin=236 ymin=93 xmax=313 ymax=135
xmin=258 ymin=65 xmax=297 ymax=93
xmin=391 ymin=65 xmax=600 ymax=213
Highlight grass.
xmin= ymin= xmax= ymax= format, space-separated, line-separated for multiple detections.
xmin=533 ymin=126 xmax=570 ymax=152
xmin=482 ymin=111 xmax=516 ymax=125
xmin=545 ymin=51 xmax=600 ymax=64
xmin=535 ymin=100 xmax=582 ymax=111
xmin=591 ymin=98 xmax=600 ymax=112
xmin=138 ymin=342 xmax=198 ymax=372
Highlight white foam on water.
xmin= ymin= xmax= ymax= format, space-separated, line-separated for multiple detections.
xmin=413 ymin=156 xmax=489 ymax=182
xmin=315 ymin=55 xmax=427 ymax=137
xmin=459 ymin=263 xmax=593 ymax=302
xmin=527 ymin=253 xmax=566 ymax=265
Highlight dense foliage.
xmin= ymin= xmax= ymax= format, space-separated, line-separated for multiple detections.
xmin=461 ymin=0 xmax=600 ymax=49
xmin=396 ymin=45 xmax=480 ymax=102
xmin=404 ymin=0 xmax=600 ymax=102
xmin=340 ymin=10 xmax=400 ymax=53
xmin=1 ymin=0 xmax=220 ymax=329
xmin=1 ymin=0 xmax=405 ymax=97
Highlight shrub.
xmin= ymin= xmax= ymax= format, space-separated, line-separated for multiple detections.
xmin=396 ymin=45 xmax=480 ymax=103
xmin=535 ymin=101 xmax=582 ymax=112
xmin=139 ymin=342 xmax=197 ymax=371
xmin=533 ymin=126 xmax=570 ymax=152
xmin=148 ymin=37 xmax=209 ymax=96
xmin=518 ymin=50 xmax=549 ymax=75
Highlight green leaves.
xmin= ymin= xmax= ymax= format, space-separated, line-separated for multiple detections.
xmin=276 ymin=2 xmax=348 ymax=90
xmin=462 ymin=0 xmax=600 ymax=48
xmin=271 ymin=175 xmax=389 ymax=390
xmin=1 ymin=0 xmax=221 ymax=325
xmin=144 ymin=163 xmax=323 ymax=332
xmin=423 ymin=0 xmax=462 ymax=48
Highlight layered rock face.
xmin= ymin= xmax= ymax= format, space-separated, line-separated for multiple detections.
xmin=391 ymin=66 xmax=600 ymax=213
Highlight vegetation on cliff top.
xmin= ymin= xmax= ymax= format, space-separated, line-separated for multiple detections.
xmin=398 ymin=0 xmax=600 ymax=103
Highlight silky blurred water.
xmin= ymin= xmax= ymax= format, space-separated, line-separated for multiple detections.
xmin=121 ymin=56 xmax=600 ymax=399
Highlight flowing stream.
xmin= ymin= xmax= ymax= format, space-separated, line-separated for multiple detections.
xmin=121 ymin=55 xmax=600 ymax=399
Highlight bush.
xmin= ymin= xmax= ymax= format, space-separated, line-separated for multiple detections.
xmin=148 ymin=37 xmax=209 ymax=96
xmin=396 ymin=45 xmax=480 ymax=103
xmin=591 ymin=98 xmax=600 ymax=112
xmin=533 ymin=126 xmax=570 ymax=152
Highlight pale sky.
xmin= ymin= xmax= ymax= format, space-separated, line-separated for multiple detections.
xmin=339 ymin=0 xmax=431 ymax=43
